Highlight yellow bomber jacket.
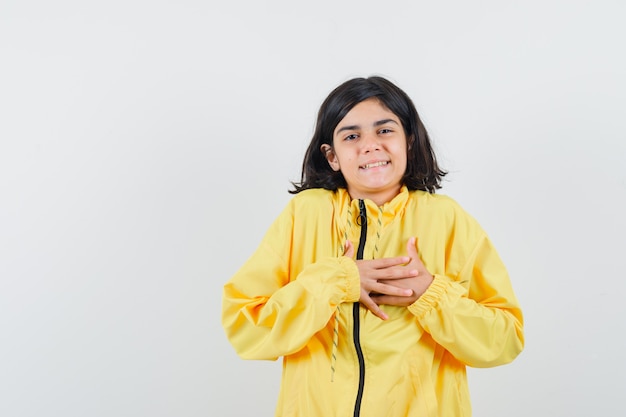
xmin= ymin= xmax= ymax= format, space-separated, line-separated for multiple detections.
xmin=222 ymin=186 xmax=524 ymax=417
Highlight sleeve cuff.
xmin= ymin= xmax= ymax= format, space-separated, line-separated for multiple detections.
xmin=407 ymin=274 xmax=450 ymax=318
xmin=338 ymin=256 xmax=360 ymax=303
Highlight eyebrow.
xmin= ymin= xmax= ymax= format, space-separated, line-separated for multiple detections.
xmin=335 ymin=119 xmax=399 ymax=134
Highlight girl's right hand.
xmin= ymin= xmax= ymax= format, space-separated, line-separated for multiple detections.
xmin=343 ymin=240 xmax=417 ymax=320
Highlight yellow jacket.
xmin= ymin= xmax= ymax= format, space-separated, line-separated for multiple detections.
xmin=222 ymin=187 xmax=524 ymax=416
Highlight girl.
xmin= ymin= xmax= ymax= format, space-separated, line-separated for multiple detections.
xmin=222 ymin=76 xmax=524 ymax=417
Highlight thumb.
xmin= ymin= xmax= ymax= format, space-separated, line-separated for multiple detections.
xmin=406 ymin=236 xmax=419 ymax=258
xmin=343 ymin=240 xmax=354 ymax=258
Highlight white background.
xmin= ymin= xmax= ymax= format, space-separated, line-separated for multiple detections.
xmin=1 ymin=1 xmax=625 ymax=416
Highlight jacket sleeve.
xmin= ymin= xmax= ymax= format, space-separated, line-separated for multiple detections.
xmin=221 ymin=203 xmax=361 ymax=361
xmin=408 ymin=232 xmax=524 ymax=368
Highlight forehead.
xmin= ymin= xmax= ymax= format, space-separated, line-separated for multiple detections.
xmin=335 ymin=98 xmax=400 ymax=130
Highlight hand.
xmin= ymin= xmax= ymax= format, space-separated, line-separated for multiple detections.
xmin=371 ymin=237 xmax=434 ymax=307
xmin=343 ymin=240 xmax=417 ymax=320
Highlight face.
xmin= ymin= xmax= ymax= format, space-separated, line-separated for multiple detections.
xmin=321 ymin=98 xmax=408 ymax=206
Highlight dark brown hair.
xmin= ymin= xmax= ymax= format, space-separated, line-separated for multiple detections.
xmin=290 ymin=76 xmax=446 ymax=194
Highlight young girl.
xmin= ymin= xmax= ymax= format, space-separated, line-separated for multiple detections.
xmin=222 ymin=76 xmax=524 ymax=417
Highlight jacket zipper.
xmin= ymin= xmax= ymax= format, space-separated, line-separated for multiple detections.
xmin=353 ymin=199 xmax=367 ymax=417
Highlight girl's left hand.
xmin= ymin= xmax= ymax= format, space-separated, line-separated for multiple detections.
xmin=371 ymin=237 xmax=434 ymax=307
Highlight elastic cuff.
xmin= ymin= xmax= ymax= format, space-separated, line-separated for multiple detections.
xmin=407 ymin=275 xmax=449 ymax=318
xmin=338 ymin=256 xmax=360 ymax=302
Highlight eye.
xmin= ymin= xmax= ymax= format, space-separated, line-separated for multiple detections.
xmin=379 ymin=128 xmax=393 ymax=134
xmin=344 ymin=133 xmax=359 ymax=141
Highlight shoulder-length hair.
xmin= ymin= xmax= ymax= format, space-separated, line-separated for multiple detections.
xmin=290 ymin=76 xmax=446 ymax=194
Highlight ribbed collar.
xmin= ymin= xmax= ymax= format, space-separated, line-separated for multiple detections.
xmin=335 ymin=185 xmax=411 ymax=227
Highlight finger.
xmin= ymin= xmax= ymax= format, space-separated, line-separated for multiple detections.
xmin=406 ymin=237 xmax=425 ymax=272
xmin=343 ymin=240 xmax=354 ymax=258
xmin=368 ymin=282 xmax=413 ymax=297
xmin=360 ymin=294 xmax=388 ymax=320
xmin=369 ymin=256 xmax=412 ymax=269
xmin=368 ymin=266 xmax=418 ymax=280
xmin=406 ymin=236 xmax=419 ymax=259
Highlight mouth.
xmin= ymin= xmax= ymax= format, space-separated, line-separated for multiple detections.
xmin=360 ymin=161 xmax=390 ymax=170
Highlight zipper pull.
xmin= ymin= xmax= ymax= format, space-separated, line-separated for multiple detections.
xmin=357 ymin=199 xmax=367 ymax=226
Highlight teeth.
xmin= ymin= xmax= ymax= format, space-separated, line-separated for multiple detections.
xmin=362 ymin=161 xmax=389 ymax=169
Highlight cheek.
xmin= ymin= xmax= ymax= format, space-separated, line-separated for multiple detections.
xmin=334 ymin=149 xmax=355 ymax=165
xmin=394 ymin=146 xmax=408 ymax=165
xmin=397 ymin=154 xmax=409 ymax=175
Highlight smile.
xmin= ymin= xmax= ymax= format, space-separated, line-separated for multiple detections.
xmin=360 ymin=161 xmax=390 ymax=169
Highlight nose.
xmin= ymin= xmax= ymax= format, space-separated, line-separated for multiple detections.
xmin=360 ymin=131 xmax=381 ymax=153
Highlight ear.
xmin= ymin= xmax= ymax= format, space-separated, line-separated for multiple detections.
xmin=320 ymin=144 xmax=341 ymax=171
